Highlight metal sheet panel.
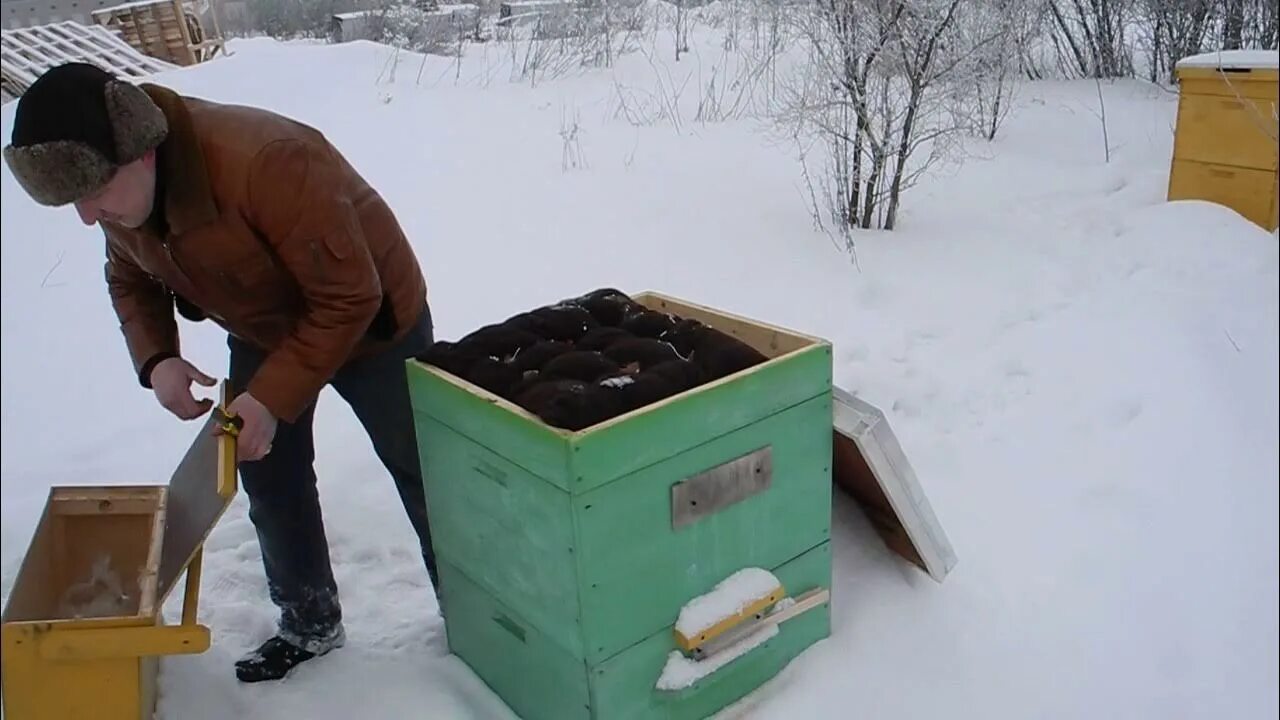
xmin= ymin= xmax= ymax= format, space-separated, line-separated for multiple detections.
xmin=155 ymin=392 xmax=238 ymax=606
xmin=671 ymin=446 xmax=772 ymax=529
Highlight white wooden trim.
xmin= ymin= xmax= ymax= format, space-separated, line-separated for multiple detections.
xmin=833 ymin=385 xmax=958 ymax=582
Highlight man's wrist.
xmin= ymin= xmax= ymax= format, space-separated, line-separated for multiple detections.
xmin=139 ymin=352 xmax=179 ymax=389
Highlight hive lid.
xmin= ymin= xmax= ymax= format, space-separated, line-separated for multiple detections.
xmin=831 ymin=385 xmax=956 ymax=583
xmin=1175 ymin=49 xmax=1279 ymax=71
xmin=155 ymin=383 xmax=239 ymax=607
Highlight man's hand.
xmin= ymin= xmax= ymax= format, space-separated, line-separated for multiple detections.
xmin=218 ymin=392 xmax=278 ymax=462
xmin=150 ymin=357 xmax=216 ymax=420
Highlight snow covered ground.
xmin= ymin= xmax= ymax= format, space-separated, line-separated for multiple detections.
xmin=2 ymin=16 xmax=1277 ymax=720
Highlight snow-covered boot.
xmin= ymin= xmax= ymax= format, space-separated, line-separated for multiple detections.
xmin=234 ymin=627 xmax=345 ymax=683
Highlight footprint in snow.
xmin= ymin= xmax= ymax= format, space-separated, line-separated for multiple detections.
xmin=1109 ymin=398 xmax=1144 ymax=426
xmin=839 ymin=344 xmax=870 ymax=364
xmin=207 ymin=602 xmax=275 ymax=643
xmin=233 ymin=541 xmax=263 ymax=562
xmin=204 ymin=517 xmax=256 ymax=552
xmin=1077 ymin=480 xmax=1146 ymax=512
xmin=346 ymin=546 xmax=388 ymax=566
xmin=891 ymin=396 xmax=925 ymax=419
xmin=208 ymin=568 xmax=262 ymax=597
xmin=389 ymin=545 xmax=419 ymax=561
xmin=857 ymin=282 xmax=887 ymax=309
xmin=1005 ymin=359 xmax=1031 ymax=379
xmin=1000 ymin=303 xmax=1053 ymax=331
xmin=1002 ymin=361 xmax=1033 ymax=399
xmin=421 ymin=621 xmax=450 ymax=655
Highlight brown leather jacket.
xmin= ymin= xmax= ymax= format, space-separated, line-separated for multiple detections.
xmin=102 ymin=84 xmax=428 ymax=422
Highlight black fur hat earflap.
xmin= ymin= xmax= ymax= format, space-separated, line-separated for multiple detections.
xmin=3 ymin=62 xmax=168 ymax=206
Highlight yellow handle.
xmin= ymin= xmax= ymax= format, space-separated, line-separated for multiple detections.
xmin=216 ymin=380 xmax=239 ymax=499
xmin=38 ymin=624 xmax=210 ymax=661
xmin=182 ymin=549 xmax=203 ymax=626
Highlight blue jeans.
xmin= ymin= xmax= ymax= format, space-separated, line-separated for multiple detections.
xmin=229 ymin=304 xmax=438 ymax=651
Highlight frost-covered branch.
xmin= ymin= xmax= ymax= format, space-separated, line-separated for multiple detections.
xmin=775 ymin=0 xmax=998 ymax=235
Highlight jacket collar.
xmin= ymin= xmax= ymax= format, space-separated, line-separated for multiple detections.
xmin=141 ymin=84 xmax=219 ymax=236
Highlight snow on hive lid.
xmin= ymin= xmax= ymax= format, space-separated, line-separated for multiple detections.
xmin=1175 ymin=49 xmax=1279 ymax=70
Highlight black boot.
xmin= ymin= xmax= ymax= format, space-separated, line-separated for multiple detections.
xmin=234 ymin=633 xmax=342 ymax=683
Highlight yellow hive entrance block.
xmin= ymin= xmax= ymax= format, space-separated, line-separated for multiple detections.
xmin=1167 ymin=50 xmax=1280 ymax=231
xmin=673 ymin=568 xmax=785 ymax=654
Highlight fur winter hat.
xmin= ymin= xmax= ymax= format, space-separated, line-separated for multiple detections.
xmin=3 ymin=62 xmax=168 ymax=206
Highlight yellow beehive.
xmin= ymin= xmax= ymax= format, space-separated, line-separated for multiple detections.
xmin=1 ymin=386 xmax=238 ymax=720
xmin=1167 ymin=50 xmax=1279 ymax=231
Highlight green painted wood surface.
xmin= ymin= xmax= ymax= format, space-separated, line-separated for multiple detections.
xmin=568 ymin=344 xmax=833 ymax=493
xmin=573 ymin=394 xmax=833 ymax=665
xmin=589 ymin=542 xmax=833 ymax=720
xmin=408 ymin=362 xmax=573 ymax=488
xmin=415 ymin=413 xmax=585 ymax=657
xmin=442 ymin=544 xmax=831 ymax=720
xmin=439 ymin=559 xmax=591 ymax=720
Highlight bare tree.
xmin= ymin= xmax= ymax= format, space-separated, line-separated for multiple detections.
xmin=609 ymin=46 xmax=694 ymax=132
xmin=777 ymin=0 xmax=997 ymax=233
xmin=578 ymin=0 xmax=648 ymax=68
xmin=499 ymin=0 xmax=647 ymax=85
xmin=1232 ymin=0 xmax=1278 ymax=48
xmin=1092 ymin=75 xmax=1111 ymax=161
xmin=1132 ymin=0 xmax=1215 ymax=82
xmin=1045 ymin=0 xmax=1135 ymax=77
xmin=1221 ymin=0 xmax=1245 ymax=47
xmin=373 ymin=1 xmax=478 ymax=57
xmin=1012 ymin=0 xmax=1058 ymax=79
xmin=560 ymin=104 xmax=588 ymax=170
xmin=948 ymin=0 xmax=1035 ymax=140
xmin=1125 ymin=0 xmax=1274 ymax=84
xmin=607 ymin=0 xmax=794 ymax=130
xmin=668 ymin=0 xmax=697 ymax=60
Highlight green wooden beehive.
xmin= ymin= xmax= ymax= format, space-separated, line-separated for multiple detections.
xmin=407 ymin=291 xmax=834 ymax=720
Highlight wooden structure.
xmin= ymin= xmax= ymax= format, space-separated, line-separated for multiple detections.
xmin=1 ymin=385 xmax=238 ymax=720
xmin=407 ymin=290 xmax=833 ymax=719
xmin=331 ymin=4 xmax=481 ymax=47
xmin=330 ymin=9 xmax=374 ymax=44
xmin=496 ymin=0 xmax=580 ymax=39
xmin=832 ymin=385 xmax=956 ymax=583
xmin=1168 ymin=50 xmax=1279 ymax=231
xmin=1 ymin=20 xmax=175 ymax=102
xmin=91 ymin=0 xmax=226 ymax=67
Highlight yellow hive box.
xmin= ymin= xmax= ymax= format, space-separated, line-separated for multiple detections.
xmin=1 ymin=386 xmax=238 ymax=720
xmin=1167 ymin=50 xmax=1279 ymax=231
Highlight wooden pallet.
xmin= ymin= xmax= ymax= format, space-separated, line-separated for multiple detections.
xmin=1 ymin=20 xmax=176 ymax=103
xmin=91 ymin=0 xmax=227 ymax=67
